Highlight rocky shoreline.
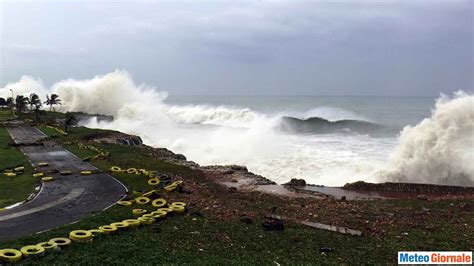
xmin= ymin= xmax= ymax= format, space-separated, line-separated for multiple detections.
xmin=87 ymin=128 xmax=474 ymax=200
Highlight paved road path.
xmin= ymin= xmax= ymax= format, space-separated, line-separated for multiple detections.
xmin=0 ymin=126 xmax=127 ymax=242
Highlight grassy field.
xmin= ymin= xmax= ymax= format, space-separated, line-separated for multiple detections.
xmin=0 ymin=125 xmax=472 ymax=264
xmin=0 ymin=127 xmax=36 ymax=208
xmin=0 ymin=109 xmax=14 ymax=122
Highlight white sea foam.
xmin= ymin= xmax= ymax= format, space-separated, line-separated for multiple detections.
xmin=2 ymin=70 xmax=472 ymax=186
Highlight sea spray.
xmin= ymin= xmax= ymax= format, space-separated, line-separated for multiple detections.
xmin=2 ymin=70 xmax=472 ymax=186
xmin=383 ymin=91 xmax=474 ymax=186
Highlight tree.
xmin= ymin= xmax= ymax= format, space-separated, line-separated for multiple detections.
xmin=15 ymin=95 xmax=28 ymax=116
xmin=28 ymin=93 xmax=42 ymax=112
xmin=44 ymin=94 xmax=61 ymax=111
xmin=64 ymin=112 xmax=77 ymax=133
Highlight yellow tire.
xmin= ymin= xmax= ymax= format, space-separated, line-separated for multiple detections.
xmin=33 ymin=172 xmax=44 ymax=178
xmin=170 ymin=202 xmax=187 ymax=207
xmin=148 ymin=178 xmax=160 ymax=186
xmin=126 ymin=168 xmax=138 ymax=174
xmin=152 ymin=198 xmax=167 ymax=208
xmin=69 ymin=230 xmax=93 ymax=242
xmin=135 ymin=196 xmax=150 ymax=205
xmin=14 ymin=166 xmax=25 ymax=172
xmin=37 ymin=242 xmax=58 ymax=251
xmin=80 ymin=171 xmax=92 ymax=175
xmin=150 ymin=210 xmax=167 ymax=219
xmin=110 ymin=222 xmax=129 ymax=230
xmin=164 ymin=184 xmax=177 ymax=192
xmin=99 ymin=225 xmax=117 ymax=234
xmin=88 ymin=229 xmax=103 ymax=237
xmin=20 ymin=245 xmax=45 ymax=257
xmin=110 ymin=166 xmax=122 ymax=172
xmin=0 ymin=249 xmax=22 ymax=263
xmin=172 ymin=180 xmax=183 ymax=186
xmin=117 ymin=200 xmax=132 ymax=206
xmin=4 ymin=173 xmax=16 ymax=177
xmin=38 ymin=162 xmax=49 ymax=167
xmin=132 ymin=209 xmax=147 ymax=216
xmin=138 ymin=217 xmax=155 ymax=225
xmin=157 ymin=207 xmax=173 ymax=213
xmin=170 ymin=205 xmax=185 ymax=213
xmin=48 ymin=238 xmax=71 ymax=248
xmin=123 ymin=219 xmax=141 ymax=229
xmin=42 ymin=176 xmax=54 ymax=182
xmin=142 ymin=190 xmax=157 ymax=197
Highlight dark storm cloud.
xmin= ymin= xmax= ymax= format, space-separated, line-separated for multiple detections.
xmin=1 ymin=0 xmax=472 ymax=96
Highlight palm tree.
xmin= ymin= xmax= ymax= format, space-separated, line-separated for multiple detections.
xmin=15 ymin=95 xmax=28 ymax=116
xmin=28 ymin=93 xmax=41 ymax=112
xmin=44 ymin=94 xmax=61 ymax=111
xmin=64 ymin=112 xmax=77 ymax=133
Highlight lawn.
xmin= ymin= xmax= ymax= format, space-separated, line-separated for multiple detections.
xmin=0 ymin=109 xmax=14 ymax=122
xmin=0 ymin=127 xmax=37 ymax=208
xmin=0 ymin=125 xmax=471 ymax=264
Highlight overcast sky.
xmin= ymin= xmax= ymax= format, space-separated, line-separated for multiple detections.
xmin=0 ymin=0 xmax=472 ymax=96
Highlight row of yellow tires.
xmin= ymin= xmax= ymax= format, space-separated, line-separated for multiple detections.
xmin=110 ymin=166 xmax=156 ymax=178
xmin=0 ymin=238 xmax=71 ymax=263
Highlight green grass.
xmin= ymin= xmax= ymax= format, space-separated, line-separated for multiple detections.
xmin=0 ymin=125 xmax=471 ymax=265
xmin=0 ymin=109 xmax=14 ymax=122
xmin=0 ymin=127 xmax=37 ymax=208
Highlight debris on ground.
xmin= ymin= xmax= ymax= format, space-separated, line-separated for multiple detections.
xmin=301 ymin=221 xmax=362 ymax=236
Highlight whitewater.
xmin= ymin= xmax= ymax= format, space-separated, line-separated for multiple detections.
xmin=1 ymin=70 xmax=473 ymax=186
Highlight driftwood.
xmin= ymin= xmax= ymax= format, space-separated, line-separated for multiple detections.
xmin=301 ymin=221 xmax=363 ymax=236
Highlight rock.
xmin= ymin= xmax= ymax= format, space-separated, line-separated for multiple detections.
xmin=319 ymin=247 xmax=334 ymax=253
xmin=228 ymin=187 xmax=238 ymax=193
xmin=230 ymin=178 xmax=238 ymax=183
xmin=223 ymin=170 xmax=235 ymax=175
xmin=284 ymin=178 xmax=306 ymax=187
xmin=340 ymin=196 xmax=347 ymax=202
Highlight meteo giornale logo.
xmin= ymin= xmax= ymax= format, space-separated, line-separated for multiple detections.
xmin=398 ymin=251 xmax=472 ymax=265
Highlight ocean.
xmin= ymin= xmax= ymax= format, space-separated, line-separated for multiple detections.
xmin=3 ymin=71 xmax=472 ymax=186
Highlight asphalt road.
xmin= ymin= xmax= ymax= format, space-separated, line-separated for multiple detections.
xmin=0 ymin=126 xmax=127 ymax=242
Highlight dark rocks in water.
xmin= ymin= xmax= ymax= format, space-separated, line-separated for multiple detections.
xmin=284 ymin=178 xmax=307 ymax=187
xmin=279 ymin=116 xmax=383 ymax=134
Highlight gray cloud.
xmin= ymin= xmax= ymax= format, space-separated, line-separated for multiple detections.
xmin=1 ymin=0 xmax=472 ymax=96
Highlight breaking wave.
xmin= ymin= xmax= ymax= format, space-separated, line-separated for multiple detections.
xmin=382 ymin=91 xmax=474 ymax=186
xmin=1 ymin=70 xmax=472 ymax=186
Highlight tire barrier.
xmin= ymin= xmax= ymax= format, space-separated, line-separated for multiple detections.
xmin=99 ymin=225 xmax=117 ymax=234
xmin=88 ymin=229 xmax=103 ymax=237
xmin=33 ymin=173 xmax=44 ymax=178
xmin=20 ymin=245 xmax=45 ymax=257
xmin=69 ymin=230 xmax=93 ymax=243
xmin=0 ymin=249 xmax=22 ymax=263
xmin=37 ymin=242 xmax=58 ymax=251
xmin=4 ymin=172 xmax=16 ymax=177
xmin=48 ymin=238 xmax=71 ymax=248
xmin=108 ymin=165 xmax=157 ymax=178
xmin=77 ymin=143 xmax=109 ymax=161
xmin=147 ymin=178 xmax=160 ymax=186
xmin=110 ymin=222 xmax=129 ymax=231
xmin=80 ymin=171 xmax=92 ymax=175
xmin=110 ymin=166 xmax=122 ymax=172
xmin=0 ymin=170 xmax=189 ymax=263
xmin=123 ymin=219 xmax=141 ymax=229
xmin=152 ymin=199 xmax=167 ymax=208
xmin=14 ymin=166 xmax=25 ymax=172
xmin=46 ymin=126 xmax=67 ymax=136
xmin=132 ymin=209 xmax=147 ymax=216
xmin=41 ymin=176 xmax=54 ymax=182
xmin=117 ymin=200 xmax=133 ymax=206
xmin=135 ymin=197 xmax=150 ymax=205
